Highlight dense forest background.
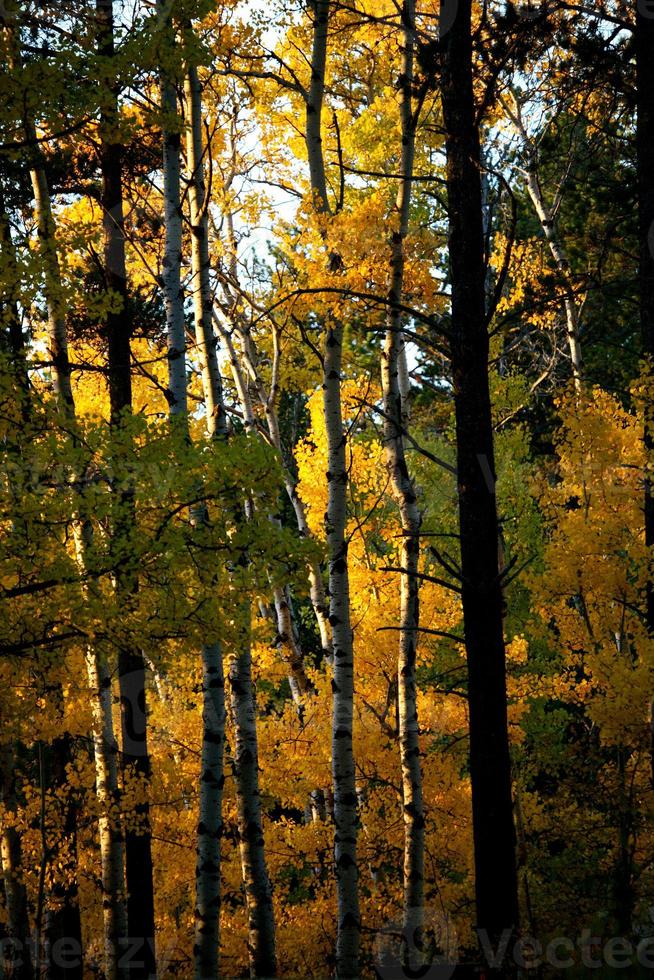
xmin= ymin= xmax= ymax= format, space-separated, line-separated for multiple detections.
xmin=0 ymin=0 xmax=653 ymax=977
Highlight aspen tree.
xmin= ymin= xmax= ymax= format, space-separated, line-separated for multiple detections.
xmin=95 ymin=2 xmax=157 ymax=974
xmin=379 ymin=0 xmax=426 ymax=954
xmin=21 ymin=104 xmax=128 ymax=980
xmin=304 ymin=2 xmax=359 ymax=973
xmin=182 ymin=28 xmax=276 ymax=974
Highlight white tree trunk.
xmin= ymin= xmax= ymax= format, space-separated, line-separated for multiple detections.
xmin=228 ymin=614 xmax=277 ymax=977
xmin=28 ymin=145 xmax=128 ymax=980
xmin=183 ymin=42 xmax=276 ymax=975
xmin=183 ymin=59 xmax=227 ymax=438
xmin=193 ymin=641 xmax=226 ymax=980
xmin=323 ymin=319 xmax=360 ymax=978
xmin=508 ymin=92 xmax=583 ymax=390
xmin=380 ymin=0 xmax=426 ymax=951
xmin=156 ymin=32 xmax=228 ymax=976
xmin=304 ymin=3 xmax=360 ymax=972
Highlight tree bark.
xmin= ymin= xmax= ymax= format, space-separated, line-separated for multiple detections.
xmin=18 ymin=90 xmax=123 ymax=979
xmin=0 ymin=747 xmax=33 ymax=980
xmin=305 ymin=3 xmax=360 ymax=973
xmin=228 ymin=618 xmax=277 ymax=977
xmin=181 ymin=33 xmax=276 ymax=975
xmin=158 ymin=24 xmax=187 ymax=420
xmin=508 ymin=92 xmax=583 ymax=390
xmin=183 ymin=57 xmax=227 ymax=439
xmin=44 ymin=734 xmax=83 ymax=980
xmin=380 ymin=0 xmax=426 ymax=955
xmin=96 ymin=2 xmax=156 ymax=975
xmin=193 ymin=640 xmax=226 ymax=980
xmin=323 ymin=318 xmax=360 ymax=978
xmin=83 ymin=630 xmax=128 ymax=980
xmin=155 ymin=28 xmax=228 ymax=973
xmin=636 ymin=0 xmax=654 ymax=641
xmin=440 ymin=0 xmax=519 ymax=957
xmin=636 ymin=0 xmax=654 ymax=792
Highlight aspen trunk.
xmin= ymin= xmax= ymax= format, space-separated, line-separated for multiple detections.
xmin=217 ymin=313 xmax=315 ymax=704
xmin=440 ymin=0 xmax=519 ymax=955
xmin=0 ymin=178 xmax=29 ymax=417
xmin=228 ymin=616 xmax=277 ymax=977
xmin=183 ymin=59 xmax=226 ymax=439
xmin=96 ymin=2 xmax=156 ymax=974
xmin=264 ymin=408 xmax=332 ymax=661
xmin=507 ymin=93 xmax=583 ymax=390
xmin=245 ymin=339 xmax=333 ymax=659
xmin=193 ymin=642 xmax=226 ymax=980
xmin=22 ymin=95 xmax=127 ymax=978
xmin=323 ymin=319 xmax=360 ymax=978
xmin=182 ymin=39 xmax=275 ymax=975
xmin=83 ymin=631 xmax=128 ymax=980
xmin=305 ymin=2 xmax=360 ymax=972
xmin=523 ymin=171 xmax=583 ymax=389
xmin=380 ymin=0 xmax=425 ymax=952
xmin=156 ymin=34 xmax=228 ymax=973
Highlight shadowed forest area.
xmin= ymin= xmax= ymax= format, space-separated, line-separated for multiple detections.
xmin=0 ymin=0 xmax=654 ymax=977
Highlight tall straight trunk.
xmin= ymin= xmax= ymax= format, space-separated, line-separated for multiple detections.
xmin=440 ymin=0 xmax=519 ymax=956
xmin=0 ymin=180 xmax=29 ymax=417
xmin=158 ymin=32 xmax=187 ymax=420
xmin=183 ymin=59 xmax=226 ymax=439
xmin=636 ymin=0 xmax=654 ymax=640
xmin=636 ymin=0 xmax=654 ymax=787
xmin=0 ymin=747 xmax=33 ymax=980
xmin=182 ymin=33 xmax=276 ymax=975
xmin=23 ymin=104 xmax=127 ymax=980
xmin=44 ymin=734 xmax=83 ymax=980
xmin=28 ymin=152 xmax=75 ymax=412
xmin=83 ymin=630 xmax=129 ymax=980
xmin=193 ymin=639 xmax=225 ymax=980
xmin=156 ymin=25 xmax=227 ymax=973
xmin=96 ymin=2 xmax=156 ymax=975
xmin=305 ymin=3 xmax=359 ymax=973
xmin=323 ymin=319 xmax=360 ymax=978
xmin=228 ymin=616 xmax=277 ymax=977
xmin=381 ymin=0 xmax=425 ymax=952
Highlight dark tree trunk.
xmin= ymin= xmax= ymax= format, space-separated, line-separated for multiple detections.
xmin=439 ymin=0 xmax=519 ymax=958
xmin=96 ymin=2 xmax=156 ymax=975
xmin=0 ymin=179 xmax=29 ymax=420
xmin=636 ymin=0 xmax=654 ymax=641
xmin=45 ymin=734 xmax=83 ymax=980
xmin=0 ymin=747 xmax=34 ymax=980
